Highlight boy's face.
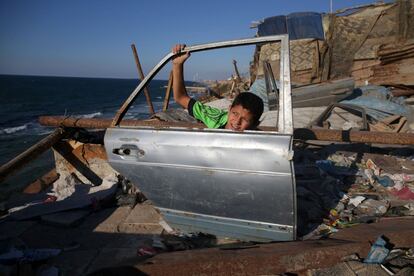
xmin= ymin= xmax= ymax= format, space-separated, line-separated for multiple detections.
xmin=225 ymin=104 xmax=255 ymax=131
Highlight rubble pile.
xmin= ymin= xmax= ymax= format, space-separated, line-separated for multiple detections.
xmin=295 ymin=144 xmax=414 ymax=239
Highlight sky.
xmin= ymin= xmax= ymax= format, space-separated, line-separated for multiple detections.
xmin=0 ymin=0 xmax=384 ymax=80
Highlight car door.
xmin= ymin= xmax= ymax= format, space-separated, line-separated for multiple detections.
xmin=104 ymin=35 xmax=296 ymax=242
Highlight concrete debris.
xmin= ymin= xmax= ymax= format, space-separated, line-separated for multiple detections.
xmin=4 ymin=175 xmax=118 ymax=220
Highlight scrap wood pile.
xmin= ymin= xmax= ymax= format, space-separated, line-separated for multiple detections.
xmin=309 ymin=84 xmax=414 ymax=133
xmin=251 ymin=0 xmax=414 ymax=87
xmin=295 ymin=144 xmax=414 ymax=239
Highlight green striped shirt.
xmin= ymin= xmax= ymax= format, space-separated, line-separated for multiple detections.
xmin=188 ymin=99 xmax=228 ymax=129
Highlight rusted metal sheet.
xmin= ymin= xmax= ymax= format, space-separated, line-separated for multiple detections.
xmin=38 ymin=116 xmax=205 ymax=129
xmin=293 ymin=128 xmax=414 ymax=145
xmin=38 ymin=116 xmax=414 ymax=145
xmin=134 ymin=217 xmax=414 ymax=275
xmin=0 ymin=128 xmax=66 ymax=183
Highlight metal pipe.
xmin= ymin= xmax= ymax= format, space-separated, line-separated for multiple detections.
xmin=38 ymin=116 xmax=414 ymax=145
xmin=131 ymin=44 xmax=155 ymax=115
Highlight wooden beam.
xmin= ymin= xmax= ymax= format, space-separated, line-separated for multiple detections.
xmin=131 ymin=44 xmax=155 ymax=115
xmin=38 ymin=116 xmax=414 ymax=145
xmin=163 ymin=71 xmax=173 ymax=112
xmin=23 ymin=169 xmax=59 ymax=194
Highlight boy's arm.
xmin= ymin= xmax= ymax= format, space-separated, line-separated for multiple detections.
xmin=172 ymin=44 xmax=191 ymax=109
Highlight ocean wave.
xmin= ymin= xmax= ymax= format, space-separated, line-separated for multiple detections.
xmin=79 ymin=112 xmax=102 ymax=119
xmin=0 ymin=124 xmax=28 ymax=134
xmin=0 ymin=122 xmax=52 ymax=136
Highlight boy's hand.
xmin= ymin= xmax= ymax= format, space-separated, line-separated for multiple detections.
xmin=172 ymin=44 xmax=190 ymax=65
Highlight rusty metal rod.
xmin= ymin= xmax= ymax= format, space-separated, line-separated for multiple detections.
xmin=38 ymin=116 xmax=414 ymax=145
xmin=0 ymin=128 xmax=66 ymax=183
xmin=292 ymin=128 xmax=414 ymax=145
xmin=38 ymin=116 xmax=206 ymax=129
xmin=131 ymin=44 xmax=155 ymax=115
xmin=163 ymin=71 xmax=173 ymax=112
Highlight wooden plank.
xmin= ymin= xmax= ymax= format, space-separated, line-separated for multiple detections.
xmin=394 ymin=117 xmax=407 ymax=133
xmin=23 ymin=169 xmax=59 ymax=194
xmin=381 ymin=115 xmax=402 ymax=125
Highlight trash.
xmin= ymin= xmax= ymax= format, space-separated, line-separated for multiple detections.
xmin=362 ymin=169 xmax=376 ymax=184
xmin=349 ymin=196 xmax=366 ymax=207
xmin=354 ymin=199 xmax=389 ymax=217
xmin=366 ymin=159 xmax=382 ymax=176
xmin=137 ymin=246 xmax=157 ymax=257
xmin=47 ymin=173 xmax=86 ymax=201
xmin=8 ymin=176 xmax=118 ymax=220
xmin=160 ymin=232 xmax=217 ymax=251
xmin=151 ymin=236 xmax=167 ymax=251
xmin=301 ymin=223 xmax=339 ymax=240
xmin=316 ymin=160 xmax=358 ymax=178
xmin=389 ymin=186 xmax=414 ymax=200
xmin=376 ymin=175 xmax=395 ymax=187
xmin=364 ymin=236 xmax=390 ymax=264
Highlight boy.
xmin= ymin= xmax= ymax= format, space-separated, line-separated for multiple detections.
xmin=172 ymin=44 xmax=264 ymax=131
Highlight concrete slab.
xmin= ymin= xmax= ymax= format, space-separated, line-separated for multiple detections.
xmin=93 ymin=206 xmax=132 ymax=233
xmin=118 ymin=204 xmax=163 ymax=234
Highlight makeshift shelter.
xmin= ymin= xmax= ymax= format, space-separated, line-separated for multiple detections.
xmin=251 ymin=0 xmax=414 ymax=86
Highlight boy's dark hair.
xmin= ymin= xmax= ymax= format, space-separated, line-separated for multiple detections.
xmin=231 ymin=92 xmax=264 ymax=125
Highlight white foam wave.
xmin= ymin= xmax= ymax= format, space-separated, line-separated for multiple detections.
xmin=0 ymin=122 xmax=52 ymax=136
xmin=80 ymin=112 xmax=102 ymax=119
xmin=0 ymin=124 xmax=28 ymax=134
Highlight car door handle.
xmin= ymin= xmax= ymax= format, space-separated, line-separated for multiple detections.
xmin=113 ymin=145 xmax=145 ymax=157
xmin=113 ymin=147 xmax=131 ymax=156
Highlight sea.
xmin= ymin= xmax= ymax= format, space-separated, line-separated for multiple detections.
xmin=0 ymin=74 xmax=193 ymax=201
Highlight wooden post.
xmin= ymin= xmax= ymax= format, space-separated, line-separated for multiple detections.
xmin=131 ymin=44 xmax=155 ymax=115
xmin=163 ymin=71 xmax=173 ymax=112
xmin=232 ymin=59 xmax=242 ymax=82
xmin=0 ymin=128 xmax=66 ymax=183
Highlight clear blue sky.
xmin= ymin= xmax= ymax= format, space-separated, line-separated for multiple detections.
xmin=0 ymin=0 xmax=382 ymax=80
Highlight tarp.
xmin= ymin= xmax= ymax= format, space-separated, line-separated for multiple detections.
xmin=340 ymin=85 xmax=409 ymax=121
xmin=258 ymin=12 xmax=324 ymax=40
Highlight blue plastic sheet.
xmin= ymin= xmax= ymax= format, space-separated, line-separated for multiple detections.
xmin=364 ymin=236 xmax=390 ymax=264
xmin=258 ymin=12 xmax=324 ymax=40
xmin=341 ymin=85 xmax=408 ymax=121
